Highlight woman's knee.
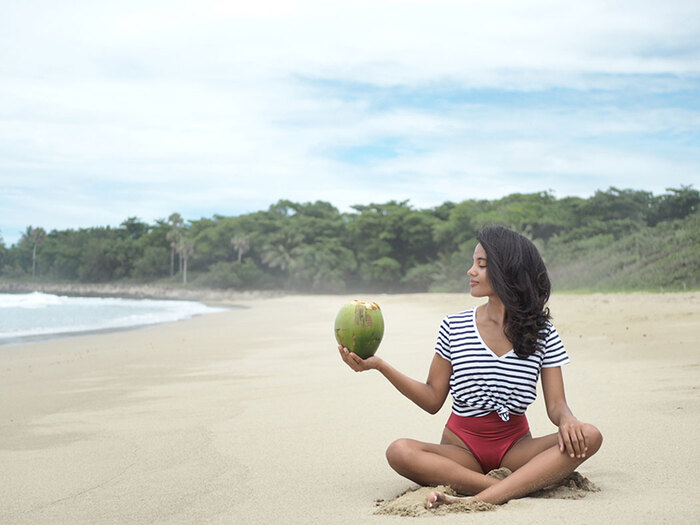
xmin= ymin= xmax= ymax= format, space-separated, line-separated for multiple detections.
xmin=583 ymin=424 xmax=603 ymax=455
xmin=385 ymin=439 xmax=418 ymax=471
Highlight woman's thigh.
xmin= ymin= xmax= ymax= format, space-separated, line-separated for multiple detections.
xmin=436 ymin=426 xmax=485 ymax=473
xmin=388 ymin=427 xmax=484 ymax=473
xmin=500 ymin=432 xmax=559 ymax=471
xmin=396 ymin=440 xmax=483 ymax=472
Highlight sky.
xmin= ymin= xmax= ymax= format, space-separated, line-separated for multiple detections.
xmin=1 ymin=0 xmax=699 ymax=246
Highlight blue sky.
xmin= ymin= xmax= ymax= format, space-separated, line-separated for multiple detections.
xmin=1 ymin=0 xmax=699 ymax=245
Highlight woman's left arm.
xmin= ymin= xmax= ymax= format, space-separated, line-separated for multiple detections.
xmin=541 ymin=366 xmax=589 ymax=459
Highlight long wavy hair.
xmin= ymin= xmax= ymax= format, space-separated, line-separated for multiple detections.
xmin=476 ymin=225 xmax=551 ymax=358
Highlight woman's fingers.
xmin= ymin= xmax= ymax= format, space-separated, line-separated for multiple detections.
xmin=559 ymin=421 xmax=588 ymax=458
xmin=338 ymin=345 xmax=366 ymax=372
xmin=561 ymin=428 xmax=575 ymax=458
xmin=348 ymin=350 xmax=369 ymax=371
xmin=576 ymin=426 xmax=587 ymax=457
xmin=338 ymin=345 xmax=354 ymax=368
xmin=570 ymin=424 xmax=587 ymax=458
xmin=569 ymin=431 xmax=581 ymax=458
xmin=559 ymin=422 xmax=576 ymax=458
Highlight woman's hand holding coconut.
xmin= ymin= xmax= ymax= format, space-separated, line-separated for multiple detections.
xmin=338 ymin=345 xmax=382 ymax=372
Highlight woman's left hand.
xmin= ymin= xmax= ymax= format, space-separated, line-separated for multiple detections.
xmin=558 ymin=415 xmax=588 ymax=459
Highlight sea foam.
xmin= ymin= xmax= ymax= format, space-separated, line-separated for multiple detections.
xmin=0 ymin=292 xmax=225 ymax=343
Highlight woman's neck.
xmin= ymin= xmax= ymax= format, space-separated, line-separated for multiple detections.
xmin=482 ymin=296 xmax=506 ymax=326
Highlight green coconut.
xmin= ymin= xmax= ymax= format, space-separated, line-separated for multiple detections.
xmin=334 ymin=300 xmax=385 ymax=359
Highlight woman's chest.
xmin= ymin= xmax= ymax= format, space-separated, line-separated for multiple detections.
xmin=476 ymin=324 xmax=512 ymax=357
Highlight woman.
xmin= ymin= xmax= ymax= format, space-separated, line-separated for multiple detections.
xmin=338 ymin=225 xmax=602 ymax=508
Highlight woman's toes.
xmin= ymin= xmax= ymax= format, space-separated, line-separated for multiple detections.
xmin=426 ymin=491 xmax=451 ymax=509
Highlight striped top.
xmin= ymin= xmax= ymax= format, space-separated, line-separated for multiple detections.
xmin=435 ymin=307 xmax=570 ymax=421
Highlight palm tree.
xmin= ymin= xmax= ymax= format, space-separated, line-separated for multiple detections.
xmin=231 ymin=234 xmax=250 ymax=263
xmin=25 ymin=226 xmax=47 ymax=278
xmin=261 ymin=243 xmax=294 ymax=272
xmin=166 ymin=229 xmax=182 ymax=276
xmin=167 ymin=213 xmax=184 ymax=276
xmin=261 ymin=232 xmax=302 ymax=275
xmin=178 ymin=238 xmax=195 ymax=284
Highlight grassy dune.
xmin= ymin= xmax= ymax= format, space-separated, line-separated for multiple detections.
xmin=546 ymin=212 xmax=700 ymax=292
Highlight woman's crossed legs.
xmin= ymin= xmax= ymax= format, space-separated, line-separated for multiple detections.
xmin=385 ymin=424 xmax=603 ymax=507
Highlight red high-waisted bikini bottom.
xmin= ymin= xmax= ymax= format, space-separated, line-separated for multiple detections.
xmin=446 ymin=412 xmax=530 ymax=473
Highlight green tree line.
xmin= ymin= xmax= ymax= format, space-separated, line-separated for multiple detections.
xmin=1 ymin=186 xmax=698 ymax=292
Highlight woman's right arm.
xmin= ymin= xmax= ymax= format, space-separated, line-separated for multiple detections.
xmin=338 ymin=346 xmax=452 ymax=415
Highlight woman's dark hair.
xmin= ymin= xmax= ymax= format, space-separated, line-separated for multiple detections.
xmin=476 ymin=225 xmax=551 ymax=358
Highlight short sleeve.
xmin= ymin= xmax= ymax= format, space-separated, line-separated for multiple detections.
xmin=434 ymin=317 xmax=451 ymax=361
xmin=541 ymin=324 xmax=570 ymax=368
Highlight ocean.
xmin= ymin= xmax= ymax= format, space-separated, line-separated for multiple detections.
xmin=0 ymin=292 xmax=225 ymax=346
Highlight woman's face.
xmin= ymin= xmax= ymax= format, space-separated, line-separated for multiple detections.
xmin=467 ymin=243 xmax=495 ymax=297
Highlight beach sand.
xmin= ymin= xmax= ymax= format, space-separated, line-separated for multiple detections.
xmin=1 ymin=292 xmax=699 ymax=524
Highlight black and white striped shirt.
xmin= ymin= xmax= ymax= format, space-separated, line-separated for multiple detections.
xmin=435 ymin=307 xmax=570 ymax=421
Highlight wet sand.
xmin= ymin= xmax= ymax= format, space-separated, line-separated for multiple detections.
xmin=1 ymin=293 xmax=699 ymax=523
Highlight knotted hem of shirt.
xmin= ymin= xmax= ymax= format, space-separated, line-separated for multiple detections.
xmin=497 ymin=407 xmax=510 ymax=422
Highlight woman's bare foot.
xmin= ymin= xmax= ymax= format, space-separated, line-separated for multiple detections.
xmin=426 ymin=491 xmax=465 ymax=509
xmin=426 ymin=468 xmax=512 ymax=509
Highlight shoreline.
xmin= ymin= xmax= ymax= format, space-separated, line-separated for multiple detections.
xmin=2 ymin=280 xmax=697 ymax=304
xmin=0 ymin=285 xmax=240 ymax=348
xmin=0 ymin=308 xmax=240 ymax=349
xmin=0 ymin=281 xmax=281 ymax=306
xmin=0 ymin=322 xmax=170 ymax=349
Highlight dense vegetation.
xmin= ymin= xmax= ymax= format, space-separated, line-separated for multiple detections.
xmin=2 ymin=186 xmax=698 ymax=293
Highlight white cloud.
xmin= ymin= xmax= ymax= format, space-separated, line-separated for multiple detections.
xmin=0 ymin=0 xmax=699 ymax=245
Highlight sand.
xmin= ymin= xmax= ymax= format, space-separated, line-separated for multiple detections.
xmin=1 ymin=292 xmax=699 ymax=524
xmin=374 ymin=469 xmax=599 ymax=516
